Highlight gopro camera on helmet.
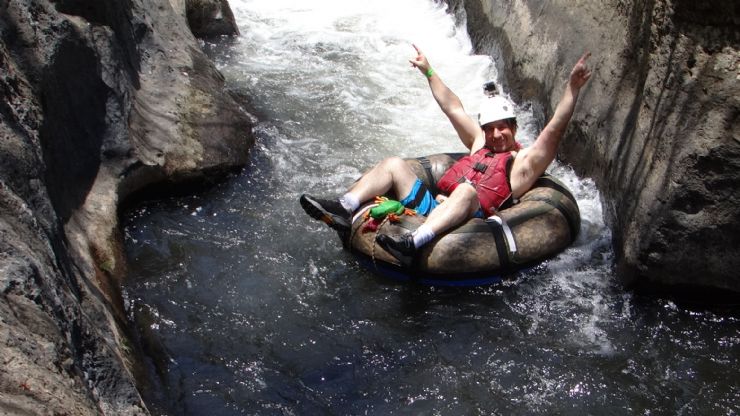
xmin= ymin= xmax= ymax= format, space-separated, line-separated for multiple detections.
xmin=483 ymin=81 xmax=498 ymax=97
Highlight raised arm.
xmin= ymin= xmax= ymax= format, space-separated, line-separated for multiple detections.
xmin=410 ymin=44 xmax=482 ymax=150
xmin=510 ymin=52 xmax=592 ymax=196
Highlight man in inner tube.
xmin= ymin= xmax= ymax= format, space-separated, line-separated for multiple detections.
xmin=300 ymin=45 xmax=592 ymax=267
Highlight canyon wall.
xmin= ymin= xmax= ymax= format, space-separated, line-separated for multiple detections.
xmin=0 ymin=0 xmax=250 ymax=413
xmin=447 ymin=0 xmax=739 ymax=296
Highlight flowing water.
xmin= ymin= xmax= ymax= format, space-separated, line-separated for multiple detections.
xmin=122 ymin=1 xmax=739 ymax=414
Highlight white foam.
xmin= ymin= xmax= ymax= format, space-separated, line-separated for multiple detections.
xmin=223 ymin=0 xmax=610 ymax=276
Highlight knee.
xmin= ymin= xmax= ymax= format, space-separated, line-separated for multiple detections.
xmin=379 ymin=156 xmax=407 ymax=171
xmin=453 ymin=182 xmax=478 ymax=201
xmin=378 ymin=157 xmax=415 ymax=180
xmin=450 ymin=183 xmax=480 ymax=210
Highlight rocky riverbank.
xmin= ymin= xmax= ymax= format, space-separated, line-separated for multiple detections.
xmin=0 ymin=0 xmax=251 ymax=413
xmin=1 ymin=0 xmax=738 ymax=414
xmin=447 ymin=0 xmax=739 ymax=297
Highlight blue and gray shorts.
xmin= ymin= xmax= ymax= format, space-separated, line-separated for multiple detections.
xmin=400 ymin=179 xmax=485 ymax=218
xmin=400 ymin=179 xmax=439 ymax=216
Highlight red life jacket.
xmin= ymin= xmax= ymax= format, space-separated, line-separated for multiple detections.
xmin=436 ymin=147 xmax=516 ymax=217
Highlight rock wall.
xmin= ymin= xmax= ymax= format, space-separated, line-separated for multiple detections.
xmin=446 ymin=0 xmax=739 ymax=296
xmin=0 ymin=0 xmax=251 ymax=413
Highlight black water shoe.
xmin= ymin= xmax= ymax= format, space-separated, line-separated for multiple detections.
xmin=300 ymin=194 xmax=351 ymax=236
xmin=376 ymin=233 xmax=416 ymax=268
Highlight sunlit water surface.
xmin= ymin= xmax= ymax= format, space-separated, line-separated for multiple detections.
xmin=123 ymin=1 xmax=739 ymax=414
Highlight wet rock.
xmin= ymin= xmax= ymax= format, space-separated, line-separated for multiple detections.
xmin=447 ymin=0 xmax=739 ymax=296
xmin=0 ymin=0 xmax=253 ymax=413
xmin=184 ymin=0 xmax=240 ymax=38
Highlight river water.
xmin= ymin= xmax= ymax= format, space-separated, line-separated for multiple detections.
xmin=122 ymin=1 xmax=739 ymax=414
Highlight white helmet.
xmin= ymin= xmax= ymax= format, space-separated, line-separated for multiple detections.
xmin=478 ymin=96 xmax=516 ymax=126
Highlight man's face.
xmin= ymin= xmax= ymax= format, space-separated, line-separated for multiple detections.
xmin=482 ymin=120 xmax=516 ymax=153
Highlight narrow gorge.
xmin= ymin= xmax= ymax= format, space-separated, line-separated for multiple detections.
xmin=1 ymin=0 xmax=737 ymax=414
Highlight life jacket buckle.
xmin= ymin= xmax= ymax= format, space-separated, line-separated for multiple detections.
xmin=473 ymin=162 xmax=488 ymax=173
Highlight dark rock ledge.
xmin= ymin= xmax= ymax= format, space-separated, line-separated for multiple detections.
xmin=445 ymin=0 xmax=739 ymax=299
xmin=1 ymin=0 xmax=249 ymax=414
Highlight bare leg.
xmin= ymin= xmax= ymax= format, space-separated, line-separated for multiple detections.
xmin=346 ymin=157 xmax=419 ymax=204
xmin=375 ymin=182 xmax=480 ymax=266
xmin=300 ymin=157 xmax=420 ymax=236
xmin=421 ymin=182 xmax=479 ymax=235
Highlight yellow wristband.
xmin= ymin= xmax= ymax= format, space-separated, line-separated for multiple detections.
xmin=425 ymin=68 xmax=434 ymax=78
